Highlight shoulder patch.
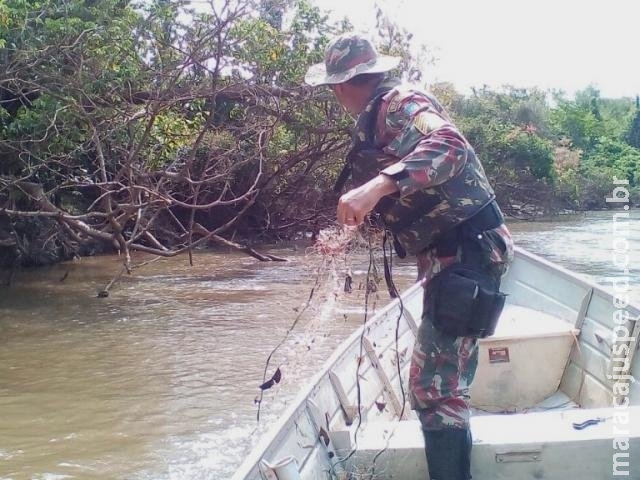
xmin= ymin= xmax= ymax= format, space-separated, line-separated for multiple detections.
xmin=414 ymin=111 xmax=432 ymax=135
xmin=413 ymin=111 xmax=447 ymax=136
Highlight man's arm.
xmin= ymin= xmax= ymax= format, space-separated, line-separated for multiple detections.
xmin=336 ymin=89 xmax=469 ymax=226
xmin=336 ymin=173 xmax=398 ymax=226
xmin=377 ymin=90 xmax=470 ymax=197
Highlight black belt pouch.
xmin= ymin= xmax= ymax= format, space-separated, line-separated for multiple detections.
xmin=425 ymin=263 xmax=506 ymax=338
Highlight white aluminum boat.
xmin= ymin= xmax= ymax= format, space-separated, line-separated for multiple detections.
xmin=232 ymin=247 xmax=640 ymax=479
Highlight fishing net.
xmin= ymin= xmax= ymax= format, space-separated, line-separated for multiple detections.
xmin=255 ymin=225 xmax=386 ymax=419
xmin=252 ymin=224 xmax=415 ymax=480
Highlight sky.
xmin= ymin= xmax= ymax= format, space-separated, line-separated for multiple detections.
xmin=313 ymin=0 xmax=639 ymax=99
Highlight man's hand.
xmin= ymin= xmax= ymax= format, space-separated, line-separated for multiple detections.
xmin=337 ymin=174 xmax=398 ymax=226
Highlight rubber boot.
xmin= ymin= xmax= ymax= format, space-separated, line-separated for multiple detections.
xmin=422 ymin=427 xmax=472 ymax=480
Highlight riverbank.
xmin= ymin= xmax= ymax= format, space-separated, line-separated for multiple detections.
xmin=1 ymin=203 xmax=637 ymax=273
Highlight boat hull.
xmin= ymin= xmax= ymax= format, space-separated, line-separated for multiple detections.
xmin=233 ymin=247 xmax=640 ymax=479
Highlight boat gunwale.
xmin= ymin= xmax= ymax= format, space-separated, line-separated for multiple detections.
xmin=231 ymin=282 xmax=424 ymax=479
xmin=512 ymin=247 xmax=640 ymax=317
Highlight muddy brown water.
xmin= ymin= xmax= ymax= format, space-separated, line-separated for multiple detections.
xmin=1 ymin=211 xmax=638 ymax=479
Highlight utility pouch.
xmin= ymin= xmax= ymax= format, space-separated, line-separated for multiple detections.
xmin=425 ymin=263 xmax=506 ymax=338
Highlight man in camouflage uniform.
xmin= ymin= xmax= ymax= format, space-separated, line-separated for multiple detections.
xmin=305 ymin=33 xmax=513 ymax=479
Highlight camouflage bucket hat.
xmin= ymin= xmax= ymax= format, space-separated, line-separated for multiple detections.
xmin=305 ymin=33 xmax=401 ymax=86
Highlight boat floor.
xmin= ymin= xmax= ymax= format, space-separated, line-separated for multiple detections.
xmin=472 ymin=390 xmax=579 ymax=416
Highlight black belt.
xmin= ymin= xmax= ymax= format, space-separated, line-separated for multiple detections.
xmin=465 ymin=199 xmax=504 ymax=233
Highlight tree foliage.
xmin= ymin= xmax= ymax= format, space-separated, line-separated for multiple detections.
xmin=444 ymin=86 xmax=556 ymax=215
xmin=0 ymin=0 xmax=350 ymax=269
xmin=0 ymin=0 xmax=638 ymax=270
xmin=628 ymin=97 xmax=640 ymax=149
xmin=547 ymin=88 xmax=640 ymax=207
xmin=440 ymin=83 xmax=640 ymax=214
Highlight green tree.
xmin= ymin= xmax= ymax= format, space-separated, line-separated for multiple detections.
xmin=550 ymin=96 xmax=601 ymax=153
xmin=582 ymin=138 xmax=640 ymax=186
xmin=627 ymin=96 xmax=640 ymax=149
xmin=548 ymin=88 xmax=640 ymax=208
xmin=449 ymin=86 xmax=556 ymax=215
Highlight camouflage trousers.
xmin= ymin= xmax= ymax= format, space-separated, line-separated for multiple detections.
xmin=408 ymin=224 xmax=514 ymax=430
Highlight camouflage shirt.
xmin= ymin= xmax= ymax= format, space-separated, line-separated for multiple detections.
xmin=367 ymin=79 xmax=472 ymax=198
xmin=349 ymin=77 xmax=495 ymax=255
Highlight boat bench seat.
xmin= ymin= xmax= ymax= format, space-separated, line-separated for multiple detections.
xmin=346 ymin=406 xmax=640 ymax=480
xmin=471 ymin=304 xmax=580 ymax=413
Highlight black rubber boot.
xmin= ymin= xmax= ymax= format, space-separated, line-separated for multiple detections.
xmin=422 ymin=427 xmax=472 ymax=480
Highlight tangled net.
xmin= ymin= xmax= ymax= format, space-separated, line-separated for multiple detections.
xmin=256 ymin=224 xmax=385 ymax=422
xmin=255 ymin=224 xmax=405 ymax=480
xmin=312 ymin=225 xmax=359 ymax=256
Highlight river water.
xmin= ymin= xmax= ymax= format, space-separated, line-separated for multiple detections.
xmin=0 ymin=210 xmax=638 ymax=479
